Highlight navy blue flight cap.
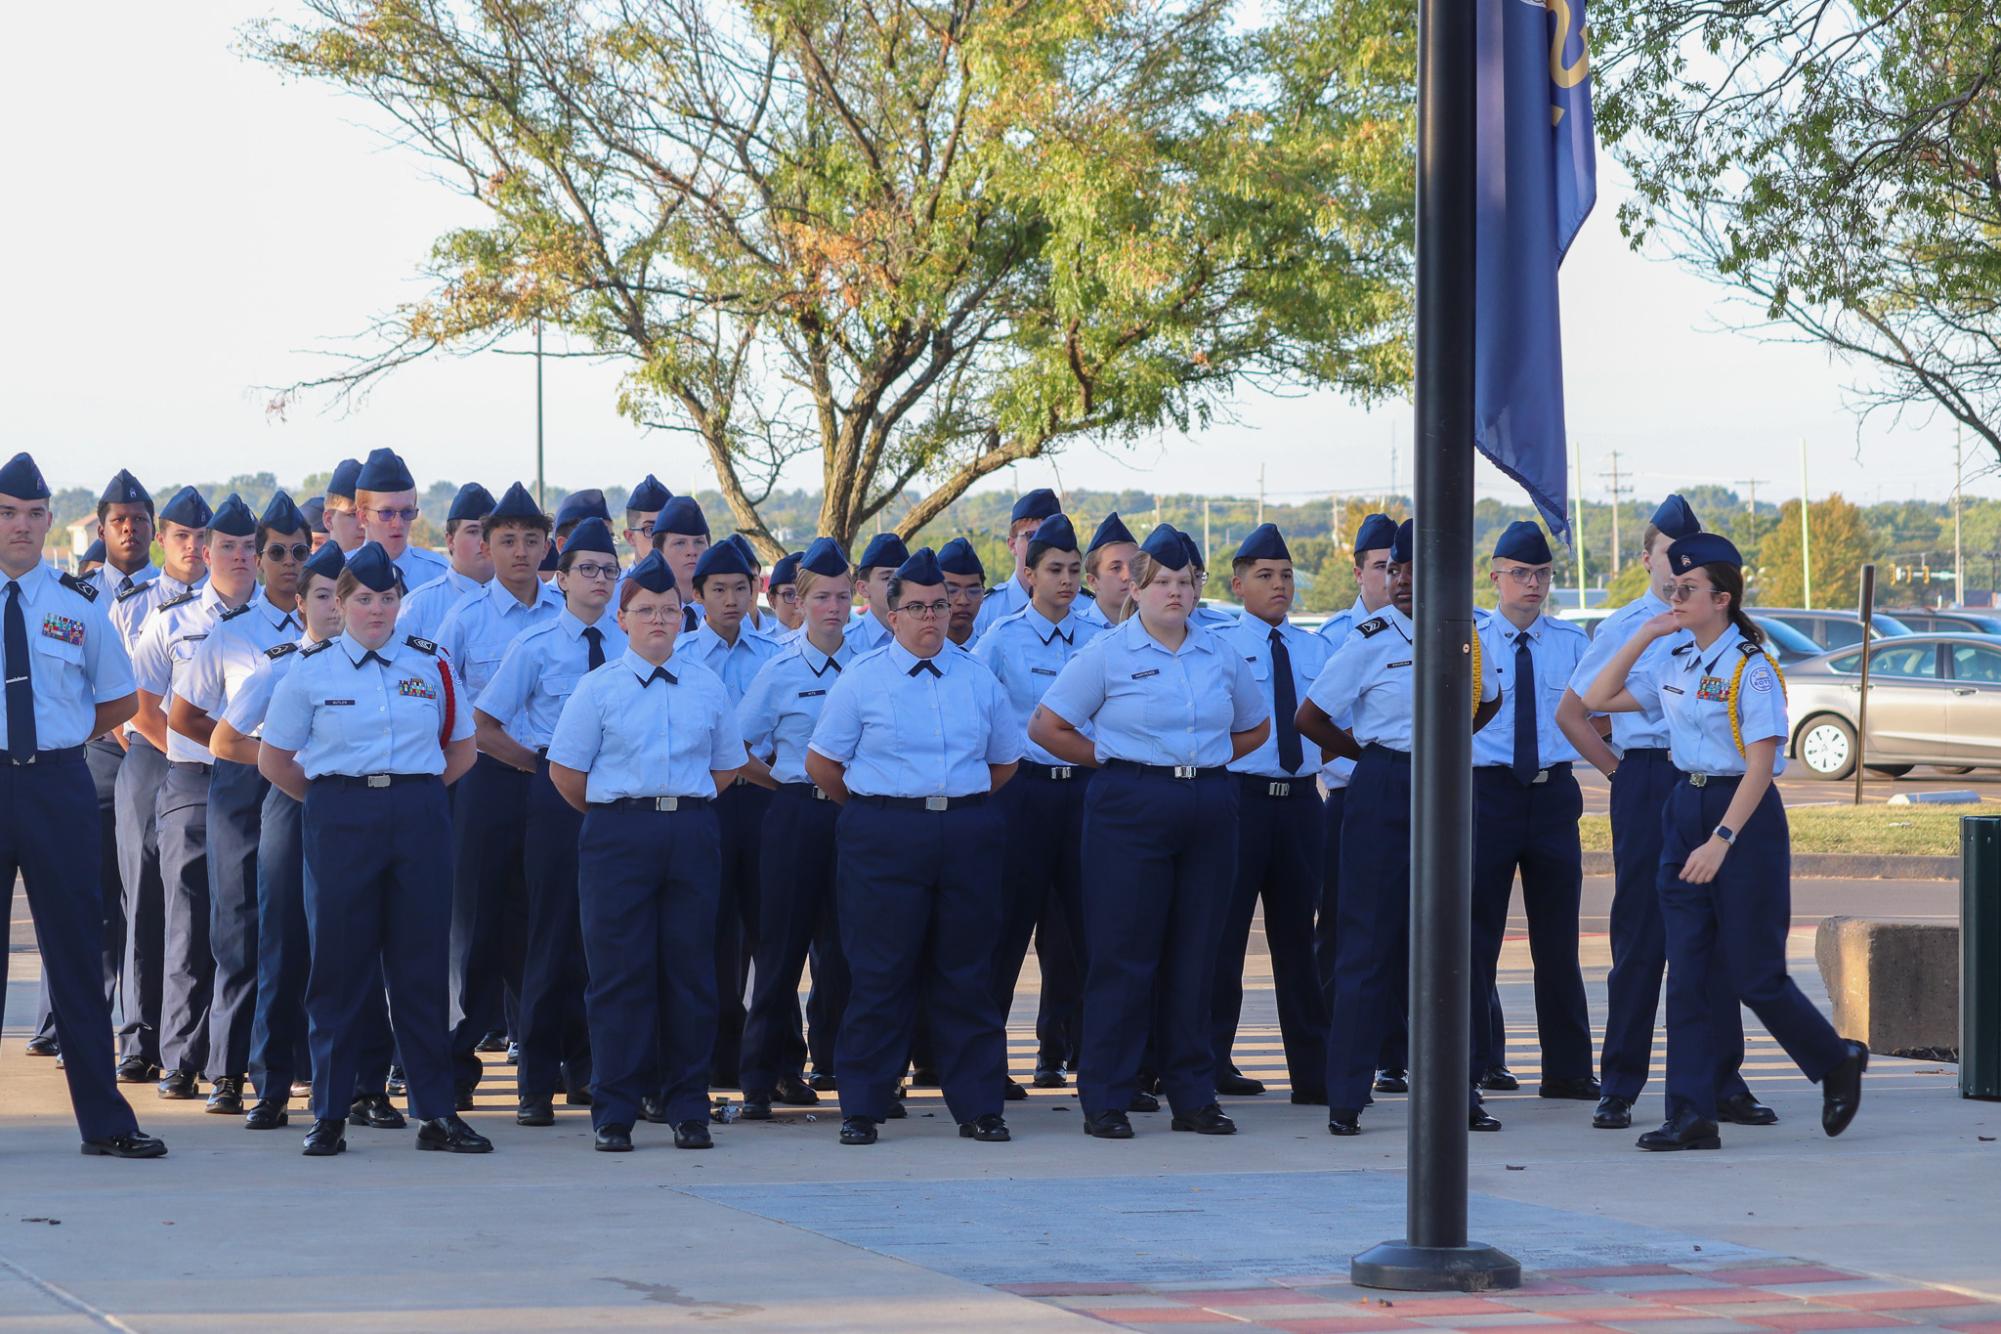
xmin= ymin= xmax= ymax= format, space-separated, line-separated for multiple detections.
xmin=725 ymin=532 xmax=760 ymax=568
xmin=326 ymin=458 xmax=362 ymax=501
xmin=0 ymin=452 xmax=51 ymax=500
xmin=259 ymin=490 xmax=308 ymax=536
xmin=768 ymin=552 xmax=803 ymax=588
xmin=1028 ymin=514 xmax=1079 ymax=554
xmin=301 ymin=496 xmax=328 ymax=534
xmin=81 ymin=538 xmax=105 ymax=564
xmin=1390 ymin=518 xmax=1415 ymax=565
xmin=209 ymin=493 xmax=259 ymax=538
xmin=1650 ymin=493 xmax=1701 ymax=540
xmin=1233 ymin=522 xmax=1291 ymax=564
xmin=355 ymin=448 xmax=415 ymax=493
xmin=625 ymin=550 xmax=677 ymax=594
xmin=1139 ymin=523 xmax=1192 ymax=570
xmin=159 ymin=486 xmax=213 ymax=530
xmin=627 ymin=474 xmax=672 ymax=512
xmin=937 ymin=536 xmax=987 ymax=578
xmin=1353 ymin=512 xmax=1397 ymax=554
xmin=858 ymin=532 xmax=909 ymax=571
xmin=1667 ymin=532 xmax=1741 ymax=574
xmin=488 ymin=481 xmax=544 ymax=523
xmin=894 ymin=547 xmax=944 ymax=586
xmin=555 ymin=489 xmax=610 ymax=530
xmin=345 ymin=541 xmax=400 ymax=592
xmin=99 ymin=469 xmax=150 ymax=508
xmin=1174 ymin=529 xmax=1205 ymax=570
xmin=799 ymin=536 xmax=850 ymax=578
xmin=447 ymin=483 xmax=496 ymax=523
xmin=693 ymin=539 xmax=754 ymax=586
xmin=1011 ymin=488 xmax=1061 ymax=526
xmin=655 ymin=495 xmax=709 ymax=538
xmin=301 ymin=541 xmax=346 ymax=585
xmin=1492 ymin=519 xmax=1553 ymax=565
xmin=564 ymin=517 xmax=618 ymax=557
xmin=1087 ymin=511 xmax=1136 ymax=554
xmin=539 ymin=541 xmax=560 ymax=572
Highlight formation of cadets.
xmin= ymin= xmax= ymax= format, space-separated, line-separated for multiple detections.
xmin=0 ymin=447 xmax=1869 ymax=1159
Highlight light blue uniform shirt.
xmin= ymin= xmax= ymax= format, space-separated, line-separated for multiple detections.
xmin=110 ymin=568 xmax=203 ymax=654
xmin=677 ymin=621 xmax=783 ymax=705
xmin=738 ymin=637 xmax=855 ymax=784
xmin=85 ymin=561 xmax=156 ymax=605
xmin=131 ymin=583 xmax=244 ymax=763
xmin=843 ymin=611 xmax=894 ymax=655
xmin=398 ymin=567 xmax=484 ymax=642
xmin=545 ymin=649 xmax=743 ymax=802
xmin=972 ymin=573 xmax=1033 ymax=637
xmin=436 ymin=577 xmax=565 ymax=697
xmin=474 ymin=609 xmax=628 ymax=750
xmin=183 ymin=592 xmax=302 ymax=729
xmin=1074 ymin=598 xmax=1113 ymax=631
xmin=1471 ymin=609 xmax=1588 ymax=769
xmin=1304 ymin=604 xmax=1500 ymax=753
xmin=1039 ymin=617 xmax=1269 ymax=769
xmin=217 ymin=637 xmax=312 ymax=740
xmin=1625 ymin=624 xmax=1787 ymax=777
xmin=1567 ymin=591 xmax=1684 ymax=752
xmin=1313 ymin=595 xmax=1370 ymax=789
xmin=0 ymin=564 xmax=134 ymax=750
xmin=262 ymin=631 xmax=474 ymax=778
xmin=1189 ymin=602 xmax=1239 ymax=630
xmin=808 ymin=641 xmax=1023 ymax=797
xmin=972 ymin=604 xmax=1106 ymax=767
xmin=1225 ymin=612 xmax=1332 ymax=780
xmin=392 ymin=544 xmax=452 ymax=591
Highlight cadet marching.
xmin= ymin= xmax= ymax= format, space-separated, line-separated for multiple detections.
xmin=0 ymin=453 xmax=1869 ymax=1158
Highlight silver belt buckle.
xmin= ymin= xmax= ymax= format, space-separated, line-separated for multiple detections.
xmin=1051 ymin=766 xmax=1072 ymax=780
xmin=1531 ymin=768 xmax=1549 ymax=785
xmin=1267 ymin=780 xmax=1290 ymax=798
xmin=924 ymin=795 xmax=949 ymax=811
xmin=812 ymin=787 xmax=829 ymax=802
xmin=365 ymin=774 xmax=391 ymax=789
xmin=1688 ymin=772 xmax=1709 ymax=788
xmin=1172 ymin=765 xmax=1197 ymax=780
xmin=656 ymin=796 xmax=680 ymax=812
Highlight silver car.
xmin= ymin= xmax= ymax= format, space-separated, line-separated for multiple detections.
xmin=1785 ymin=633 xmax=2001 ymax=779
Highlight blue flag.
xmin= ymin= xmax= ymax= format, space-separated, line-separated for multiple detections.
xmin=1474 ymin=0 xmax=1596 ymax=545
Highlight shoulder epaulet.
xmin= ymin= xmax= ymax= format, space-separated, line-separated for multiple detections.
xmin=158 ymin=590 xmax=197 ymax=611
xmin=987 ymin=582 xmax=1005 ymax=595
xmin=264 ymin=642 xmax=300 ymax=660
xmin=59 ymin=571 xmax=98 ymax=602
xmin=301 ymin=639 xmax=336 ymax=657
xmin=405 ymin=634 xmax=439 ymax=655
xmin=1739 ymin=640 xmax=1761 ymax=656
xmin=115 ymin=581 xmax=147 ymax=602
xmin=1356 ymin=616 xmax=1389 ymax=638
xmin=1548 ymin=615 xmax=1588 ymax=636
xmin=219 ymin=603 xmax=252 ymax=621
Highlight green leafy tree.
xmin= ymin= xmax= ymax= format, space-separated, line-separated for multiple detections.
xmin=1755 ymin=493 xmax=1873 ymax=609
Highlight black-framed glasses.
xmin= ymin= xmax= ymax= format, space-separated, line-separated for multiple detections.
xmin=897 ymin=599 xmax=951 ymax=618
xmin=262 ymin=543 xmax=312 ymax=562
xmin=368 ymin=506 xmax=420 ymax=524
xmin=569 ymin=562 xmax=620 ymax=581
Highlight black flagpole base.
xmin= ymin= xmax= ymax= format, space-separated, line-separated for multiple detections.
xmin=1351 ymin=1240 xmax=1522 ymax=1292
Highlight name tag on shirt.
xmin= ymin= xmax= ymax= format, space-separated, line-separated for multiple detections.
xmin=325 ymin=699 xmax=356 ymax=707
xmin=42 ymin=614 xmax=85 ymax=646
xmin=1031 ymin=666 xmax=1058 ymax=676
xmin=1662 ymin=685 xmax=1684 ymax=696
xmin=797 ymin=688 xmax=827 ymax=699
xmin=398 ymin=678 xmax=438 ymax=700
xmin=1696 ymin=675 xmax=1728 ymax=702
xmin=1388 ymin=660 xmax=1412 ymax=669
xmin=1132 ymin=669 xmax=1160 ymax=680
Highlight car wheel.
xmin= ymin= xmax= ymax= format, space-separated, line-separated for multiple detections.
xmin=1865 ymin=764 xmax=1914 ymax=778
xmin=1796 ymin=715 xmax=1857 ymax=781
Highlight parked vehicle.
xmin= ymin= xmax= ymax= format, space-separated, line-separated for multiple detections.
xmin=1883 ymin=608 xmax=2001 ymax=636
xmin=1754 ymin=607 xmax=1913 ymax=651
xmin=1784 ymin=633 xmax=2001 ymax=779
xmin=1748 ymin=615 xmax=1824 ymax=666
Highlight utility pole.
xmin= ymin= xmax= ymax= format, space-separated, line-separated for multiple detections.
xmin=1571 ymin=434 xmax=1588 ymax=605
xmin=1800 ymin=438 xmax=1813 ymax=609
xmin=1257 ymin=464 xmax=1266 ymax=527
xmin=534 ymin=320 xmax=546 ymax=508
xmin=1202 ymin=496 xmax=1212 ymax=568
xmin=1332 ymin=494 xmax=1343 ymax=549
xmin=1956 ymin=427 xmax=1965 ymax=605
xmin=1598 ymin=450 xmax=1627 ymax=574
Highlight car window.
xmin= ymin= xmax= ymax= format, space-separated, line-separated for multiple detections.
xmin=1826 ymin=650 xmax=1862 ymax=674
xmin=1951 ymin=644 xmax=2001 ymax=684
xmin=1752 ymin=617 xmax=1821 ymax=659
xmin=1870 ymin=642 xmax=1938 ymax=678
xmin=1821 ymin=619 xmax=1864 ymax=649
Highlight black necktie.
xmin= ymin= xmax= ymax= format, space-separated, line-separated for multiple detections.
xmin=117 ymin=574 xmax=133 ymax=596
xmin=909 ymin=659 xmax=941 ymax=678
xmin=683 ymin=606 xmax=698 ymax=632
xmin=1268 ymin=627 xmax=1302 ymax=773
xmin=647 ymin=666 xmax=677 ymax=687
xmin=583 ymin=625 xmax=605 ymax=670
xmin=358 ymin=649 xmax=388 ymax=669
xmin=1512 ymin=631 xmax=1539 ymax=785
xmin=4 ymin=581 xmax=37 ymax=762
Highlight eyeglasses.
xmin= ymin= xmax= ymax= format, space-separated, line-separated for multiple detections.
xmin=773 ymin=587 xmax=799 ymax=604
xmin=625 ymin=605 xmax=681 ymax=623
xmin=896 ymin=599 xmax=952 ymax=618
xmin=262 ymin=543 xmax=311 ymax=562
xmin=944 ymin=584 xmax=981 ymax=602
xmin=1668 ymin=582 xmax=1720 ymax=602
xmin=368 ymin=507 xmax=420 ymax=524
xmin=569 ymin=562 xmax=620 ymax=581
xmin=1498 ymin=567 xmax=1554 ymax=586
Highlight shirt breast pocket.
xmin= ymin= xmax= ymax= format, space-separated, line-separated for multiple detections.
xmin=31 ymin=631 xmax=84 ymax=683
xmin=540 ymin=671 xmax=582 ymax=705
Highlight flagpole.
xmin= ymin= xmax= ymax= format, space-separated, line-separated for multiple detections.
xmin=1350 ymin=0 xmax=1519 ymax=1293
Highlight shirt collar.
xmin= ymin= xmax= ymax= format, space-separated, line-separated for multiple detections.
xmin=447 ymin=567 xmax=484 ymax=593
xmin=251 ymin=590 xmax=299 ymax=630
xmin=1121 ymin=615 xmax=1215 ymax=656
xmin=557 ymin=607 xmax=605 ymax=640
xmin=335 ymin=631 xmax=395 ymax=667
xmin=489 ymin=577 xmax=559 ymax=614
xmin=198 ymin=582 xmax=236 ymax=614
xmin=883 ymin=639 xmax=950 ymax=676
xmin=111 ymin=561 xmax=157 ymax=591
xmin=798 ymin=638 xmax=847 ymax=676
xmin=1027 ymin=604 xmax=1076 ymax=645
xmin=4 ymin=561 xmax=53 ymax=603
xmin=1495 ymin=611 xmax=1544 ymax=643
xmin=620 ymin=646 xmax=674 ymax=683
xmin=1690 ymin=623 xmax=1746 ymax=673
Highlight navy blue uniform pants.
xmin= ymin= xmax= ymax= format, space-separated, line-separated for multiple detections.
xmin=156 ymin=759 xmax=213 ymax=1076
xmin=449 ymin=755 xmax=529 ymax=1089
xmin=994 ymin=767 xmax=1090 ymax=1064
xmin=302 ymin=777 xmax=455 ymax=1122
xmin=1213 ymin=777 xmax=1327 ymax=1094
xmin=835 ymin=796 xmax=1007 ymax=1124
xmin=577 ymin=803 xmax=722 ymax=1130
xmin=1 ymin=751 xmax=142 ymax=1142
xmin=742 ymin=784 xmax=847 ymax=1096
xmin=250 ymin=785 xmax=311 ymax=1094
xmin=1032 ymin=888 xmax=1086 ymax=1069
xmin=33 ymin=736 xmax=125 ymax=1045
xmin=1469 ymin=766 xmax=1593 ymax=1083
xmin=1316 ymin=786 xmax=1406 ymax=1073
xmin=709 ymin=781 xmax=770 ymax=1085
xmin=114 ymin=734 xmax=167 ymax=1065
xmin=517 ymin=762 xmax=592 ymax=1104
xmin=1658 ymin=779 xmax=1847 ymax=1122
xmin=1078 ymin=766 xmax=1237 ymax=1119
xmin=204 ymin=758 xmax=265 ymax=1082
xmin=1600 ymin=747 xmax=1749 ymax=1103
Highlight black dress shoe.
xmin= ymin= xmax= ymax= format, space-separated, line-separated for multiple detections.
xmin=1717 ymin=1091 xmax=1778 ymax=1126
xmin=740 ymin=1094 xmax=774 ymax=1120
xmin=1822 ymin=1040 xmax=1868 ymax=1137
xmin=563 ymin=1086 xmax=593 ymax=1107
xmin=1171 ymin=1103 xmax=1237 ymax=1135
xmin=1592 ymin=1095 xmax=1633 ymax=1130
xmin=1538 ymin=1075 xmax=1602 ymax=1101
xmin=415 ymin=1115 xmax=493 ymax=1153
xmin=205 ymin=1076 xmax=245 ymax=1115
xmin=476 ymin=1029 xmax=509 ymax=1053
xmin=1469 ymin=1106 xmax=1503 ymax=1132
xmin=839 ymin=1116 xmax=879 ymax=1145
xmin=157 ymin=1069 xmax=199 ymax=1100
xmin=1328 ymin=1108 xmax=1362 ymax=1136
xmin=516 ymin=1098 xmax=555 ymax=1127
xmin=595 ymin=1124 xmax=633 ymax=1152
xmin=774 ymin=1073 xmax=819 ymax=1106
xmin=1290 ymin=1089 xmax=1329 ymax=1106
xmin=1215 ymin=1070 xmax=1266 ymax=1096
xmin=81 ymin=1130 xmax=168 ymax=1159
xmin=1032 ymin=1067 xmax=1067 ymax=1089
xmin=1004 ymin=1077 xmax=1028 ymax=1101
xmin=349 ymin=1093 xmax=407 ymax=1130
xmin=1479 ymin=1066 xmax=1519 ymax=1092
xmin=960 ymin=1113 xmax=1011 ymax=1142
xmin=385 ymin=1066 xmax=407 ymax=1096
xmin=25 ymin=1036 xmax=59 ymax=1057
xmin=1373 ymin=1068 xmax=1409 ymax=1094
xmin=244 ymin=1099 xmax=289 ymax=1130
xmin=885 ymin=1097 xmax=908 ymax=1119
xmin=909 ymin=1066 xmax=941 ymax=1087
xmin=1083 ymin=1109 xmax=1134 ymax=1139
xmin=302 ymin=1119 xmax=347 ymax=1156
xmin=639 ymin=1095 xmax=672 ymax=1124
xmin=1127 ymin=1089 xmax=1160 ymax=1114
xmin=809 ymin=1071 xmax=838 ymax=1092
xmin=116 ymin=1057 xmax=160 ymax=1084
xmin=675 ymin=1119 xmax=714 ymax=1149
xmin=1637 ymin=1112 xmax=1721 ymax=1151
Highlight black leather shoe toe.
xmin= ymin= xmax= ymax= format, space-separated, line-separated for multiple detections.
xmin=25 ymin=1036 xmax=59 ymax=1057
xmin=349 ymin=1093 xmax=407 ymax=1130
xmin=1328 ymin=1108 xmax=1362 ymax=1136
xmin=116 ymin=1057 xmax=159 ymax=1084
xmin=839 ymin=1116 xmax=879 ymax=1145
xmin=1127 ymin=1089 xmax=1160 ymax=1114
xmin=1469 ymin=1107 xmax=1503 ymax=1132
xmin=205 ymin=1076 xmax=245 ymax=1115
xmin=385 ymin=1067 xmax=406 ymax=1096
xmin=774 ymin=1074 xmax=820 ymax=1106
xmin=1537 ymin=1075 xmax=1602 ymax=1101
xmin=740 ymin=1095 xmax=774 ymax=1120
xmin=302 ymin=1120 xmax=346 ymax=1156
xmin=156 ymin=1069 xmax=199 ymax=1100
xmin=1821 ymin=1040 xmax=1868 ymax=1138
xmin=415 ymin=1115 xmax=493 ymax=1153
xmin=1479 ymin=1066 xmax=1519 ymax=1092
xmin=1637 ymin=1115 xmax=1721 ymax=1151
xmin=1372 ymin=1069 xmax=1409 ymax=1094
xmin=516 ymin=1099 xmax=555 ymax=1127
xmin=960 ymin=1113 xmax=1011 ymax=1142
xmin=1033 ymin=1067 xmax=1067 ymax=1089
xmin=809 ymin=1071 xmax=838 ymax=1092
xmin=244 ymin=1099 xmax=289 ymax=1130
xmin=639 ymin=1096 xmax=672 ymax=1124
xmin=81 ymin=1130 xmax=168 ymax=1159
xmin=885 ymin=1097 xmax=907 ymax=1120
xmin=1592 ymin=1095 xmax=1633 ymax=1130
xmin=594 ymin=1124 xmax=633 ymax=1152
xmin=1083 ymin=1110 xmax=1134 ymax=1139
xmin=674 ymin=1120 xmax=713 ymax=1149
xmin=1215 ymin=1072 xmax=1266 ymax=1097
xmin=1171 ymin=1103 xmax=1237 ymax=1135
xmin=1003 ymin=1077 xmax=1028 ymax=1101
xmin=1717 ymin=1091 xmax=1779 ymax=1126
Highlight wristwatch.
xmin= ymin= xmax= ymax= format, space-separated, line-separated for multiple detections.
xmin=1713 ymin=824 xmax=1737 ymax=847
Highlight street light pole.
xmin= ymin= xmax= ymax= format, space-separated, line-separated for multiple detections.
xmin=535 ymin=320 xmax=547 ymax=509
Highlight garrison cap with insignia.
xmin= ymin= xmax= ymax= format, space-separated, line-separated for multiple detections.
xmin=858 ymin=532 xmax=909 ymax=571
xmin=302 ymin=542 xmax=346 ymax=585
xmin=99 ymin=469 xmax=150 ymax=508
xmin=326 ymin=458 xmax=362 ymax=500
xmin=1011 ymin=488 xmax=1061 ymax=526
xmin=301 ymin=496 xmax=328 ymax=534
xmin=555 ymin=488 xmax=610 ymax=529
xmin=1173 ymin=529 xmax=1205 ymax=571
xmin=1492 ymin=519 xmax=1552 ymax=565
xmin=82 ymin=538 xmax=106 ymax=564
xmin=355 ymin=448 xmax=415 ymax=493
xmin=799 ymin=536 xmax=849 ymax=578
xmin=1139 ymin=523 xmax=1192 ymax=570
xmin=628 ymin=473 xmax=672 ymax=512
xmin=693 ymin=538 xmax=754 ymax=586
xmin=894 ymin=547 xmax=945 ymax=586
xmin=489 ymin=481 xmax=545 ymax=523
xmin=1234 ymin=522 xmax=1290 ymax=564
xmin=1650 ymin=493 xmax=1701 ymax=541
xmin=0 ymin=452 xmax=52 ymax=500
xmin=937 ymin=536 xmax=987 ymax=578
xmin=447 ymin=483 xmax=496 ymax=523
xmin=563 ymin=517 xmax=618 ymax=556
xmin=260 ymin=490 xmax=308 ymax=536
xmin=1390 ymin=518 xmax=1415 ymax=565
xmin=159 ymin=486 xmax=212 ymax=530
xmin=1028 ymin=514 xmax=1079 ymax=555
xmin=209 ymin=493 xmax=258 ymax=538
xmin=1667 ymin=532 xmax=1740 ymax=573
xmin=1087 ymin=511 xmax=1136 ymax=554
xmin=626 ymin=550 xmax=677 ymax=594
xmin=345 ymin=541 xmax=400 ymax=592
xmin=655 ymin=495 xmax=709 ymax=538
xmin=1353 ymin=512 xmax=1397 ymax=555
xmin=768 ymin=551 xmax=803 ymax=588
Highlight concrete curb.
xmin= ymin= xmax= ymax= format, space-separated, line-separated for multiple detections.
xmin=1581 ymin=851 xmax=1958 ymax=881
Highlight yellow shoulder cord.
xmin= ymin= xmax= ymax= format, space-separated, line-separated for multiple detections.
xmin=1727 ymin=647 xmax=1788 ymax=758
xmin=1470 ymin=626 xmax=1483 ymax=718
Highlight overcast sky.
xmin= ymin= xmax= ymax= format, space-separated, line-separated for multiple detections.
xmin=5 ymin=4 xmax=1990 ymax=515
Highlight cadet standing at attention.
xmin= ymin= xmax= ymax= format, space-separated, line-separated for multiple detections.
xmin=1558 ymin=495 xmax=1769 ymax=1131
xmin=545 ymin=551 xmax=744 ymax=1152
xmin=320 ymin=459 xmax=364 ymax=554
xmin=845 ymin=533 xmax=908 ymax=653
xmin=806 ymin=548 xmax=1024 ymax=1147
xmin=397 ymin=483 xmax=495 ymax=642
xmin=1079 ymin=512 xmax=1138 ymax=629
xmin=1031 ymin=524 xmax=1270 ymax=1140
xmin=1579 ymin=532 xmax=1867 ymax=1151
xmin=973 ymin=489 xmax=1061 ymax=636
xmin=353 ymin=449 xmax=449 ymax=589
xmin=938 ymin=538 xmax=987 ymax=649
xmin=648 ymin=496 xmax=712 ymax=630
xmin=0 ymin=452 xmax=167 ymax=1158
xmin=1211 ymin=523 xmax=1330 ymax=1103
xmin=619 ymin=474 xmax=672 ymax=571
xmin=258 ymin=543 xmax=486 ymax=1158
xmin=475 ymin=517 xmax=627 ymax=1125
xmin=1468 ymin=521 xmax=1597 ymax=1101
xmin=764 ymin=551 xmax=804 ymax=641
xmin=1297 ymin=518 xmax=1503 ymax=1136
xmin=175 ymin=493 xmax=311 ymax=1115
xmin=553 ymin=489 xmax=611 ymax=549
